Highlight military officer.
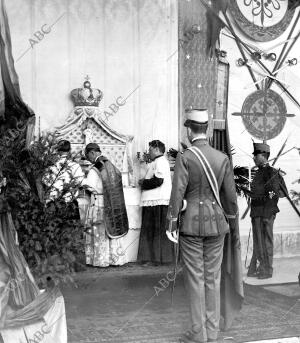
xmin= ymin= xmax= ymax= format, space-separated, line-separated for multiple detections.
xmin=247 ymin=143 xmax=287 ymax=279
xmin=166 ymin=109 xmax=238 ymax=343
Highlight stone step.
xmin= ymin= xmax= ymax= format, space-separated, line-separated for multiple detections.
xmin=239 ymin=197 xmax=300 ymax=260
xmin=240 ymin=230 xmax=300 ymax=262
xmin=244 ymin=338 xmax=300 ymax=343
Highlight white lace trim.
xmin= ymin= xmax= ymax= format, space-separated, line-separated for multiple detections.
xmin=141 ymin=199 xmax=169 ymax=207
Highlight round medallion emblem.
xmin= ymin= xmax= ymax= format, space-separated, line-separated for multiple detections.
xmin=229 ymin=0 xmax=294 ymax=42
xmin=241 ymin=89 xmax=287 ymax=140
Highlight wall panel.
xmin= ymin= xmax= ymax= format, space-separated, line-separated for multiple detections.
xmin=6 ymin=0 xmax=178 ymax=153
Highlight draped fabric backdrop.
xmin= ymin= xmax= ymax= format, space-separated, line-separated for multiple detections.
xmin=178 ymin=0 xmax=218 ymax=145
xmin=211 ymin=58 xmax=244 ymax=331
xmin=6 ymin=0 xmax=178 ymax=154
xmin=0 ymin=1 xmax=66 ymax=338
xmin=0 ymin=0 xmax=34 ymax=146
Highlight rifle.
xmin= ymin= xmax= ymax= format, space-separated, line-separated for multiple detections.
xmin=277 ymin=170 xmax=300 ymax=218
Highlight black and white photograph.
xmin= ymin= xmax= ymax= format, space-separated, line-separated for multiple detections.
xmin=0 ymin=0 xmax=300 ymax=342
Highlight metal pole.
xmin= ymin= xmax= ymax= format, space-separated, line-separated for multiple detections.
xmin=268 ymin=29 xmax=300 ymax=89
xmin=198 ymin=0 xmax=300 ymax=109
xmin=279 ymin=179 xmax=300 ymax=217
xmin=222 ymin=10 xmax=260 ymax=90
xmin=267 ymin=11 xmax=300 ymax=89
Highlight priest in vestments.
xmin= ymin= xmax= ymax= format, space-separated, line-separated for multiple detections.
xmin=82 ymin=143 xmax=129 ymax=267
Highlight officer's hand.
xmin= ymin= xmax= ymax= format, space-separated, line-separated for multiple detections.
xmin=268 ymin=191 xmax=276 ymax=199
xmin=166 ymin=230 xmax=178 ymax=244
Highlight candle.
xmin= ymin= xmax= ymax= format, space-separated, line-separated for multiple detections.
xmin=38 ymin=116 xmax=41 ymax=139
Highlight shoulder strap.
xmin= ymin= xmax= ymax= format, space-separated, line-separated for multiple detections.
xmin=187 ymin=146 xmax=222 ymax=209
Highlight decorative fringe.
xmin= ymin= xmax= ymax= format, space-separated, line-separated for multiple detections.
xmin=213 ymin=119 xmax=226 ymax=130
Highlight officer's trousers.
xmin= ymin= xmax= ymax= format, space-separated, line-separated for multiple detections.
xmin=180 ymin=234 xmax=225 ymax=342
xmin=249 ymin=215 xmax=275 ymax=275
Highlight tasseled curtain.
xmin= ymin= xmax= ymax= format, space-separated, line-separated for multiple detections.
xmin=0 ymin=0 xmax=35 ymax=146
xmin=0 ymin=0 xmax=59 ymax=331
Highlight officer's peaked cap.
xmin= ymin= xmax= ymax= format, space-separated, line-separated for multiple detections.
xmin=184 ymin=108 xmax=208 ymax=127
xmin=253 ymin=142 xmax=270 ymax=155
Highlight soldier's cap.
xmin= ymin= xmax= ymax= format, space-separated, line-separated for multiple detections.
xmin=85 ymin=143 xmax=101 ymax=154
xmin=253 ymin=142 xmax=270 ymax=155
xmin=184 ymin=108 xmax=208 ymax=127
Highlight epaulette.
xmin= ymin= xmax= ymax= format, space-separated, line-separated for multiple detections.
xmin=180 ymin=148 xmax=188 ymax=155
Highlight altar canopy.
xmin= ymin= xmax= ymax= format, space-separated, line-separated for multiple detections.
xmin=55 ymin=107 xmax=133 ymax=172
xmin=54 ymin=80 xmax=134 ymax=185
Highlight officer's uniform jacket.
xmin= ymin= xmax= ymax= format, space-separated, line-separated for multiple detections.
xmin=166 ymin=139 xmax=238 ymax=237
xmin=250 ymin=164 xmax=287 ymax=218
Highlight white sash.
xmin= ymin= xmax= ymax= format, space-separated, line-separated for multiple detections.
xmin=187 ymin=146 xmax=223 ymax=210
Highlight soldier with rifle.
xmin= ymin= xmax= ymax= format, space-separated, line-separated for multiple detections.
xmin=247 ymin=143 xmax=288 ymax=279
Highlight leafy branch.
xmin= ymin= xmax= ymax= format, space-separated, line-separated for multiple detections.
xmin=0 ymin=132 xmax=86 ymax=288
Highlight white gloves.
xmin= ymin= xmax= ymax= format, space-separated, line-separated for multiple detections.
xmin=166 ymin=230 xmax=179 ymax=244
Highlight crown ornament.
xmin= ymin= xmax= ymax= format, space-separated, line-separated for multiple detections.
xmin=71 ymin=76 xmax=103 ymax=107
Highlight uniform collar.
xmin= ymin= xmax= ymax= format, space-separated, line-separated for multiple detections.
xmin=192 ymin=135 xmax=207 ymax=142
xmin=192 ymin=137 xmax=208 ymax=145
xmin=258 ymin=162 xmax=269 ymax=169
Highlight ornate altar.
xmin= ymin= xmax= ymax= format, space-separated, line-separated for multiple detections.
xmin=54 ymin=79 xmax=141 ymax=263
xmin=54 ymin=78 xmax=134 ymax=185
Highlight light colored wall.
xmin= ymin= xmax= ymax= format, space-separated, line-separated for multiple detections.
xmin=6 ymin=0 xmax=300 ymax=230
xmin=6 ymin=0 xmax=178 ymax=154
xmin=220 ymin=11 xmax=300 ymax=232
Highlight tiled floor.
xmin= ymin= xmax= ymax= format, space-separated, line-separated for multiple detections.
xmin=62 ymin=260 xmax=300 ymax=343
